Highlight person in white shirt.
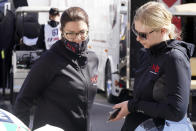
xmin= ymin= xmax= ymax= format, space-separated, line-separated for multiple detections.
xmin=36 ymin=8 xmax=61 ymax=50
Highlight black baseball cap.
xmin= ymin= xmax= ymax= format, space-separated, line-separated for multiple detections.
xmin=49 ymin=8 xmax=59 ymax=16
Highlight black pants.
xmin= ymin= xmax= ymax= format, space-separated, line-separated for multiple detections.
xmin=121 ymin=112 xmax=150 ymax=131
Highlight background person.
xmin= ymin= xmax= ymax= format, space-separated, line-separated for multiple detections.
xmin=36 ymin=8 xmax=61 ymax=50
xmin=110 ymin=1 xmax=194 ymax=131
xmin=15 ymin=12 xmax=40 ymax=50
xmin=14 ymin=7 xmax=99 ymax=131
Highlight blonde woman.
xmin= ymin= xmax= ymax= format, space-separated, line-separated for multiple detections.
xmin=110 ymin=1 xmax=194 ymax=131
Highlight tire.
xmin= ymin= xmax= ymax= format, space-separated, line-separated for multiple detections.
xmin=105 ymin=61 xmax=116 ymax=103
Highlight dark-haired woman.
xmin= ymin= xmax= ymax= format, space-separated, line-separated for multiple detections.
xmin=14 ymin=7 xmax=99 ymax=131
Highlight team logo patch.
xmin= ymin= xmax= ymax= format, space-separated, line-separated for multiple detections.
xmin=91 ymin=75 xmax=98 ymax=84
xmin=150 ymin=64 xmax=160 ymax=74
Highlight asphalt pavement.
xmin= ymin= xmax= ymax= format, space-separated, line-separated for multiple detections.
xmin=90 ymin=93 xmax=124 ymax=131
xmin=0 ymin=92 xmax=196 ymax=130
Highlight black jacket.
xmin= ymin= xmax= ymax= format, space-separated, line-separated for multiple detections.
xmin=0 ymin=10 xmax=15 ymax=50
xmin=14 ymin=40 xmax=99 ymax=131
xmin=0 ymin=10 xmax=15 ymax=88
xmin=124 ymin=39 xmax=195 ymax=130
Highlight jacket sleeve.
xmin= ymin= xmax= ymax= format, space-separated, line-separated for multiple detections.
xmin=13 ymin=56 xmax=52 ymax=126
xmin=128 ymin=52 xmax=191 ymax=121
xmin=36 ymin=25 xmax=46 ymax=50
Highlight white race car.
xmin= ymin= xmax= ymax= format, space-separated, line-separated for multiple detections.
xmin=0 ymin=109 xmax=30 ymax=131
xmin=0 ymin=109 xmax=64 ymax=131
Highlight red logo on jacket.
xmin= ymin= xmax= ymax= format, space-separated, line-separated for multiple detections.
xmin=91 ymin=75 xmax=98 ymax=84
xmin=150 ymin=64 xmax=160 ymax=74
xmin=152 ymin=64 xmax=160 ymax=73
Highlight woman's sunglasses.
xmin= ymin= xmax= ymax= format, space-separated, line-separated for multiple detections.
xmin=132 ymin=24 xmax=155 ymax=40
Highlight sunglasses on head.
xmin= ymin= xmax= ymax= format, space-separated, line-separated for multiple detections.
xmin=132 ymin=24 xmax=155 ymax=40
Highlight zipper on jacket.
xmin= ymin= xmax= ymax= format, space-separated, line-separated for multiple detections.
xmin=78 ymin=65 xmax=89 ymax=131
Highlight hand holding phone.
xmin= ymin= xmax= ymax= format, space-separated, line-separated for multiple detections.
xmin=108 ymin=108 xmax=121 ymax=121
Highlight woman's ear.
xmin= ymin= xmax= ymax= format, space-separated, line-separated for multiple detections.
xmin=160 ymin=28 xmax=170 ymax=40
xmin=160 ymin=28 xmax=167 ymax=34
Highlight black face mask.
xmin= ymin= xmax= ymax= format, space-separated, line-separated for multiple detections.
xmin=64 ymin=38 xmax=89 ymax=55
xmin=49 ymin=20 xmax=59 ymax=27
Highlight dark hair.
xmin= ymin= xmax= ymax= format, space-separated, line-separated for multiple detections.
xmin=49 ymin=8 xmax=59 ymax=16
xmin=60 ymin=7 xmax=89 ymax=32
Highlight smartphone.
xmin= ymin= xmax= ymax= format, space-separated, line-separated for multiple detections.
xmin=108 ymin=108 xmax=121 ymax=121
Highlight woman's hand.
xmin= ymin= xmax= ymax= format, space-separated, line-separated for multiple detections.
xmin=110 ymin=100 xmax=130 ymax=122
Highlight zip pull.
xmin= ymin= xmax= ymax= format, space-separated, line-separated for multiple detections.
xmin=1 ymin=50 xmax=5 ymax=59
